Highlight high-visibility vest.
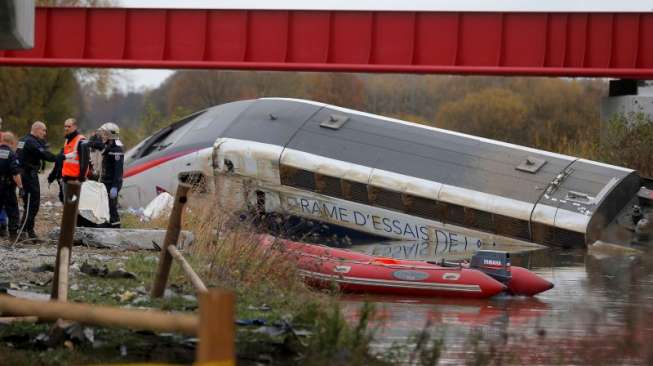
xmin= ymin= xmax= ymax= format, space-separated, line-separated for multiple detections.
xmin=62 ymin=134 xmax=85 ymax=178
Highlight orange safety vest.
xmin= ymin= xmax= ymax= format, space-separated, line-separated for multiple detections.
xmin=62 ymin=134 xmax=86 ymax=178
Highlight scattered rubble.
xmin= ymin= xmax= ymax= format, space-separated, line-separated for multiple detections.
xmin=79 ymin=262 xmax=138 ymax=280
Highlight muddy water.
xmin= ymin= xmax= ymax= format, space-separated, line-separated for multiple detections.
xmin=341 ymin=245 xmax=653 ymax=364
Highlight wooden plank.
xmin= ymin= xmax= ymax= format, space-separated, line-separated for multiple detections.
xmin=51 ymin=181 xmax=81 ymax=300
xmin=197 ymin=289 xmax=235 ymax=364
xmin=151 ymin=183 xmax=192 ymax=298
xmin=168 ymin=246 xmax=208 ymax=293
xmin=0 ymin=295 xmax=198 ymax=335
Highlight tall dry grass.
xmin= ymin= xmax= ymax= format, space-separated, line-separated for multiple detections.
xmin=175 ymin=193 xmax=400 ymax=365
xmin=179 ymin=193 xmax=328 ymax=316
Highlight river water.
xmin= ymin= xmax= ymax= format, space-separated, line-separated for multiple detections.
xmin=341 ymin=244 xmax=653 ymax=365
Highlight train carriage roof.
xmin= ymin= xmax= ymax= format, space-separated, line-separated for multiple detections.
xmin=219 ymin=98 xmax=636 ymax=210
xmin=218 ymin=98 xmax=633 ymax=209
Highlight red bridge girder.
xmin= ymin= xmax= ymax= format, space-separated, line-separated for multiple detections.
xmin=0 ymin=7 xmax=652 ymax=78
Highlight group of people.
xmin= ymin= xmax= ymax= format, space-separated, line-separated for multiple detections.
xmin=0 ymin=118 xmax=124 ymax=241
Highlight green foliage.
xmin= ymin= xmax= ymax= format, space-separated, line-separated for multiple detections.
xmin=436 ymin=88 xmax=529 ymax=143
xmin=600 ymin=112 xmax=653 ymax=176
xmin=0 ymin=68 xmax=79 ymax=145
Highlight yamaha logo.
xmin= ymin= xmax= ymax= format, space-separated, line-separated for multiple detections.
xmin=483 ymin=259 xmax=502 ymax=266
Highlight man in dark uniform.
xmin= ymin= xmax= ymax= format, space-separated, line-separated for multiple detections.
xmin=17 ymin=121 xmax=57 ymax=239
xmin=90 ymin=123 xmax=124 ymax=228
xmin=0 ymin=132 xmax=23 ymax=241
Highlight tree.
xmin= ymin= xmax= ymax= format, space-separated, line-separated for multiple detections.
xmin=436 ymin=88 xmax=529 ymax=144
xmin=0 ymin=68 xmax=78 ymax=144
xmin=300 ymin=73 xmax=365 ymax=110
xmin=601 ymin=113 xmax=653 ymax=176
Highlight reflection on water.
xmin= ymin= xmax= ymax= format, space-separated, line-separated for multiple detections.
xmin=341 ymin=244 xmax=653 ymax=364
xmin=351 ymin=240 xmax=545 ymax=262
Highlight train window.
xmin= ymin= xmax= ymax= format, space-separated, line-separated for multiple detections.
xmin=532 ymin=223 xmax=587 ymax=248
xmin=315 ymin=174 xmax=343 ymax=198
xmin=465 ymin=208 xmax=494 ymax=232
xmin=369 ymin=186 xmax=404 ymax=212
xmin=403 ymin=194 xmax=441 ymax=221
xmin=280 ymin=165 xmax=316 ymax=191
xmin=531 ymin=222 xmax=556 ymax=246
xmin=495 ymin=214 xmax=530 ymax=240
xmin=445 ymin=203 xmax=466 ymax=225
xmin=555 ymin=228 xmax=586 ymax=248
xmin=342 ymin=180 xmax=369 ymax=204
xmin=138 ymin=113 xmax=201 ymax=158
xmin=192 ymin=110 xmax=217 ymax=130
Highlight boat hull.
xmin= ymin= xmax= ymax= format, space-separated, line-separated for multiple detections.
xmin=260 ymin=235 xmax=507 ymax=299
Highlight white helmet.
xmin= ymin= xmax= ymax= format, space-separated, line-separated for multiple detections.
xmin=98 ymin=122 xmax=120 ymax=139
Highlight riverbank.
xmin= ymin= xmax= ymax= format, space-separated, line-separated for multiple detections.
xmin=0 ymin=193 xmax=422 ymax=365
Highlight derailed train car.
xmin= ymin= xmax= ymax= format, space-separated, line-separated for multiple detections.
xmin=122 ymin=98 xmax=652 ymax=249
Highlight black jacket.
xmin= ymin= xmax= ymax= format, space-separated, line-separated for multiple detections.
xmin=0 ymin=144 xmax=21 ymax=186
xmin=101 ymin=140 xmax=124 ymax=188
xmin=17 ymin=133 xmax=57 ymax=173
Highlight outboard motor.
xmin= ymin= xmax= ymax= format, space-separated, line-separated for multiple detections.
xmin=470 ymin=250 xmax=512 ymax=284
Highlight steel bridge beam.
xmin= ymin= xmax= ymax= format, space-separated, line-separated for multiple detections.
xmin=0 ymin=7 xmax=652 ymax=78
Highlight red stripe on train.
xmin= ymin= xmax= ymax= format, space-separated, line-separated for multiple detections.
xmin=123 ymin=149 xmax=200 ymax=178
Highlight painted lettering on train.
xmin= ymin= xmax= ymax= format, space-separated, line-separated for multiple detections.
xmin=286 ymin=196 xmax=487 ymax=247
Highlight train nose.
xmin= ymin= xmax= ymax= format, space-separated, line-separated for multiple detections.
xmin=507 ymin=266 xmax=554 ymax=296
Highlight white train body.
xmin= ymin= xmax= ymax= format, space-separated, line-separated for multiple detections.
xmin=122 ymin=98 xmax=649 ymax=249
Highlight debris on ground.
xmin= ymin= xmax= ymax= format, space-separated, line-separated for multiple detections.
xmin=4 ymin=289 xmax=50 ymax=301
xmin=142 ymin=192 xmax=174 ymax=221
xmin=80 ymin=262 xmax=137 ymax=280
xmin=79 ymin=180 xmax=111 ymax=225
xmin=48 ymin=227 xmax=194 ymax=250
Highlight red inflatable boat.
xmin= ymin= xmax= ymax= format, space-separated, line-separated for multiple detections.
xmin=258 ymin=236 xmax=553 ymax=299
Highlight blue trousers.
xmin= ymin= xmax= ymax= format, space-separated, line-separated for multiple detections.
xmin=0 ymin=209 xmax=6 ymax=225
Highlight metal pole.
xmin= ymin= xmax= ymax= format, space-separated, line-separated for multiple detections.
xmin=51 ymin=181 xmax=81 ymax=300
xmin=151 ymin=183 xmax=192 ymax=298
xmin=167 ymin=245 xmax=208 ymax=293
xmin=0 ymin=295 xmax=198 ymax=335
xmin=197 ymin=289 xmax=235 ymax=365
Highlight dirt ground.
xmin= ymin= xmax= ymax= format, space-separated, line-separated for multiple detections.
xmin=0 ymin=173 xmax=138 ymax=292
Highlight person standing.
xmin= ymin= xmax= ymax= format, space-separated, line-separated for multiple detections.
xmin=92 ymin=123 xmax=124 ymax=228
xmin=49 ymin=118 xmax=90 ymax=202
xmin=0 ymin=132 xmax=23 ymax=241
xmin=60 ymin=118 xmax=90 ymax=186
xmin=17 ymin=121 xmax=57 ymax=239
